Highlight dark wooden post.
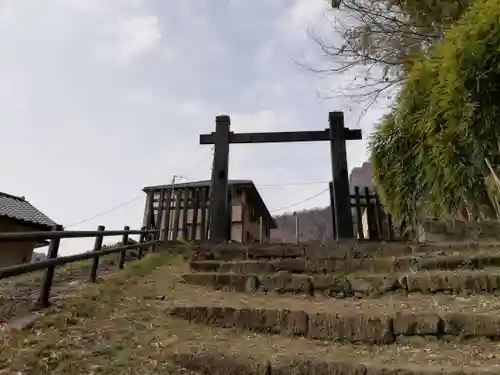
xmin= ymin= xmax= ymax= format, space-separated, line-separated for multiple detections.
xmin=142 ymin=191 xmax=153 ymax=228
xmin=200 ymin=188 xmax=208 ymax=241
xmin=328 ymin=182 xmax=337 ymax=240
xmin=365 ymin=187 xmax=378 ymax=240
xmin=162 ymin=189 xmax=172 ymax=243
xmin=205 ymin=191 xmax=211 ymax=240
xmin=208 ymin=115 xmax=231 ymax=242
xmin=191 ymin=189 xmax=200 ymax=242
xmin=181 ymin=189 xmax=190 ymax=240
xmin=118 ymin=225 xmax=129 ymax=269
xmin=88 ymin=225 xmax=105 ymax=283
xmin=155 ymin=190 xmax=165 ymax=241
xmin=354 ymin=187 xmax=364 ymax=240
xmin=36 ymin=224 xmax=63 ymax=308
xmin=226 ymin=186 xmax=233 ymax=241
xmin=138 ymin=226 xmax=146 ymax=259
xmin=373 ymin=192 xmax=383 ymax=240
xmin=147 ymin=193 xmax=156 ymax=230
xmin=172 ymin=190 xmax=182 ymax=241
xmin=329 ymin=111 xmax=354 ymax=239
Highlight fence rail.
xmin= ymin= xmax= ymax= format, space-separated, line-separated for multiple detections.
xmin=0 ymin=225 xmax=160 ymax=309
xmin=145 ymin=186 xmax=211 ymax=242
xmin=349 ymin=186 xmax=406 ymax=242
xmin=329 ymin=183 xmax=406 ymax=242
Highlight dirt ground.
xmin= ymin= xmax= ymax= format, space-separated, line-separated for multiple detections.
xmin=0 ymin=258 xmax=121 ymax=324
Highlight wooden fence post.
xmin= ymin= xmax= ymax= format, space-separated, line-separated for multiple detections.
xmin=88 ymin=225 xmax=105 ymax=283
xmin=191 ymin=189 xmax=200 ymax=242
xmin=162 ymin=189 xmax=172 ymax=243
xmin=172 ymin=190 xmax=182 ymax=241
xmin=181 ymin=189 xmax=190 ymax=240
xmin=138 ymin=226 xmax=146 ymax=259
xmin=328 ymin=112 xmax=354 ymax=239
xmin=118 ymin=225 xmax=129 ymax=270
xmin=364 ymin=187 xmax=379 ymax=240
xmin=373 ymin=190 xmax=383 ymax=240
xmin=200 ymin=188 xmax=208 ymax=241
xmin=208 ymin=115 xmax=231 ymax=243
xmin=142 ymin=191 xmax=153 ymax=228
xmin=35 ymin=224 xmax=63 ymax=308
xmin=354 ymin=186 xmax=364 ymax=240
xmin=155 ymin=190 xmax=165 ymax=242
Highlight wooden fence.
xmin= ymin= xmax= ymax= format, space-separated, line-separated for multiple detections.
xmin=330 ymin=183 xmax=406 ymax=242
xmin=0 ymin=225 xmax=159 ymax=309
xmin=146 ymin=186 xmax=212 ymax=243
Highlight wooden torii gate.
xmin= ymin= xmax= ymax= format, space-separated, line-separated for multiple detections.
xmin=199 ymin=111 xmax=362 ymax=243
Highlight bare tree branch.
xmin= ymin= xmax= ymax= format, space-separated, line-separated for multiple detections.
xmin=303 ymin=0 xmax=471 ymax=114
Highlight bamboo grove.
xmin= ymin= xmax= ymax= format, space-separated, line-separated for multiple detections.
xmin=369 ymin=0 xmax=500 ymax=225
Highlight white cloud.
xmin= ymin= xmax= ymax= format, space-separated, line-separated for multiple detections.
xmin=279 ymin=0 xmax=331 ymax=39
xmin=95 ymin=15 xmax=162 ymax=64
xmin=126 ymin=88 xmax=154 ymax=104
xmin=54 ymin=0 xmax=144 ymax=14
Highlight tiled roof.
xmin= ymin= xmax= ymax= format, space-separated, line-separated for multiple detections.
xmin=0 ymin=192 xmax=58 ymax=230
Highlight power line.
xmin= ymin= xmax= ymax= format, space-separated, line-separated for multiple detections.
xmin=269 ymin=187 xmax=330 ymax=213
xmin=66 ymin=148 xmax=215 ymax=228
xmin=66 ymin=196 xmax=142 ymax=228
xmin=182 ymin=146 xmax=214 ymax=179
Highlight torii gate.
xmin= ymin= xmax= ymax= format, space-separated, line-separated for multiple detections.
xmin=199 ymin=111 xmax=362 ymax=243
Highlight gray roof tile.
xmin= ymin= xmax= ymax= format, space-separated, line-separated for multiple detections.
xmin=0 ymin=192 xmax=57 ymax=229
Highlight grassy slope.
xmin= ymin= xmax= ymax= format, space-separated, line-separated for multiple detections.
xmin=0 ymin=248 xmax=191 ymax=375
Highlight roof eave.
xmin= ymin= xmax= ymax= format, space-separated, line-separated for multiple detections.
xmin=0 ymin=215 xmax=57 ymax=232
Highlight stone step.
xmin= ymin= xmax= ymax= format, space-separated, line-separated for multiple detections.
xmin=190 ymin=251 xmax=500 ymax=274
xmin=191 ymin=241 xmax=500 ymax=261
xmin=181 ymin=269 xmax=500 ymax=297
xmin=170 ymin=302 xmax=500 ymax=344
xmin=169 ymin=331 xmax=500 ymax=375
xmin=167 ymin=287 xmax=500 ymax=344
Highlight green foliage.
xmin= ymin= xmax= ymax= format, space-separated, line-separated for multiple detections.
xmin=369 ymin=0 xmax=500 ymax=224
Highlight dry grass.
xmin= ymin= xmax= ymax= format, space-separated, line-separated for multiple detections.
xmin=3 ymin=247 xmax=500 ymax=374
xmin=0 ymin=248 xmax=190 ymax=375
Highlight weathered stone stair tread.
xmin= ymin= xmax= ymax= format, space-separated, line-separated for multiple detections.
xmin=182 ymin=268 xmax=500 ymax=296
xmin=192 ymin=241 xmax=500 ymax=261
xmin=169 ymin=327 xmax=500 ymax=374
xmin=169 ymin=284 xmax=500 ymax=316
xmin=166 ymin=284 xmax=500 ymax=342
xmin=170 ymin=302 xmax=500 ymax=343
xmin=190 ymin=250 xmax=500 ymax=274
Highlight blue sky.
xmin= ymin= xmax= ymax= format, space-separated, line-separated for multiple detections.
xmin=1 ymin=0 xmax=388 ymax=254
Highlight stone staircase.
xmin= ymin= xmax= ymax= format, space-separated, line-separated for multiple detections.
xmin=168 ymin=240 xmax=500 ymax=374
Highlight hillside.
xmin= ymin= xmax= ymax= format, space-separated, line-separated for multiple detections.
xmin=271 ymin=162 xmax=373 ymax=243
xmin=271 ymin=208 xmax=333 ymax=243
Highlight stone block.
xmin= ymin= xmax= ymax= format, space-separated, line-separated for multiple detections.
xmin=235 ymin=308 xmax=308 ymax=336
xmin=393 ymin=313 xmax=441 ymax=336
xmin=307 ymin=313 xmax=394 ymax=344
xmin=442 ymin=312 xmax=500 ymax=337
xmin=259 ymin=274 xmax=313 ymax=295
xmin=271 ymin=258 xmax=308 ymax=273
